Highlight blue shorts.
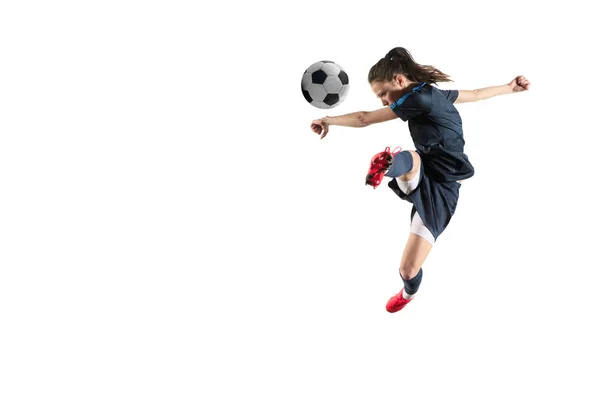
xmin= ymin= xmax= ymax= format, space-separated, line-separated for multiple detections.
xmin=388 ymin=162 xmax=461 ymax=242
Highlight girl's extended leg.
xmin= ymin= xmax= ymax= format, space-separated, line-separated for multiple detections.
xmin=386 ymin=231 xmax=433 ymax=313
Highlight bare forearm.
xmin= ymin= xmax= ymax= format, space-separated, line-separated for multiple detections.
xmin=475 ymin=84 xmax=512 ymax=100
xmin=323 ymin=112 xmax=368 ymax=128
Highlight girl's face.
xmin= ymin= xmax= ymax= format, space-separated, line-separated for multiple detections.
xmin=371 ymin=75 xmax=411 ymax=107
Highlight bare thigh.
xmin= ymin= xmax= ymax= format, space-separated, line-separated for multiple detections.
xmin=400 ymin=233 xmax=433 ymax=280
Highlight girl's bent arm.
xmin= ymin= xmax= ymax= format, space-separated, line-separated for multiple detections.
xmin=456 ymin=84 xmax=512 ymax=103
xmin=455 ymin=76 xmax=530 ymax=104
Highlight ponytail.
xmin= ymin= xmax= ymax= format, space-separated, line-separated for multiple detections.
xmin=368 ymin=47 xmax=452 ymax=85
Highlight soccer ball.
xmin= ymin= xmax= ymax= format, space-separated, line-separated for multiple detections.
xmin=301 ymin=61 xmax=350 ymax=109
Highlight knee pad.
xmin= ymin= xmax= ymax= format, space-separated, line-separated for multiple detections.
xmin=385 ymin=151 xmax=414 ymax=178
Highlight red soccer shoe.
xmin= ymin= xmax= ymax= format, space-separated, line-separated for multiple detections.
xmin=365 ymin=146 xmax=402 ymax=188
xmin=386 ymin=289 xmax=413 ymax=313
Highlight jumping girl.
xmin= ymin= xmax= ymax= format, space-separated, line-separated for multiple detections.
xmin=310 ymin=47 xmax=530 ymax=313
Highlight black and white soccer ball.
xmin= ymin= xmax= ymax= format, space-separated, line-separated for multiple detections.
xmin=301 ymin=61 xmax=349 ymax=109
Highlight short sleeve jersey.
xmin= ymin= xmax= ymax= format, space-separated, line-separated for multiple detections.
xmin=390 ymin=83 xmax=475 ymax=182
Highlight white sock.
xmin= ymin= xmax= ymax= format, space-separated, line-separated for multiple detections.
xmin=402 ymin=290 xmax=415 ymax=300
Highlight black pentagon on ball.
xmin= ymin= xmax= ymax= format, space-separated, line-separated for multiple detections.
xmin=302 ymin=89 xmax=312 ymax=103
xmin=311 ymin=69 xmax=327 ymax=84
xmin=338 ymin=70 xmax=349 ymax=85
xmin=323 ymin=93 xmax=339 ymax=106
xmin=321 ymin=60 xmax=334 ymax=63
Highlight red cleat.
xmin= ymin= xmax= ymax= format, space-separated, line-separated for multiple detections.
xmin=365 ymin=146 xmax=402 ymax=188
xmin=386 ymin=289 xmax=413 ymax=313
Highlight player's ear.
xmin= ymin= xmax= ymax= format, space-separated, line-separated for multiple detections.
xmin=393 ymin=74 xmax=403 ymax=88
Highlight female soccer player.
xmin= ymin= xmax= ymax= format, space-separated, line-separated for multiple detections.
xmin=310 ymin=47 xmax=530 ymax=313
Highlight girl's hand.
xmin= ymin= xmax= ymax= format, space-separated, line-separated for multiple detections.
xmin=509 ymin=75 xmax=530 ymax=93
xmin=311 ymin=118 xmax=329 ymax=140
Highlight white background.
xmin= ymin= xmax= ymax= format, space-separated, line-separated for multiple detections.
xmin=1 ymin=0 xmax=599 ymax=399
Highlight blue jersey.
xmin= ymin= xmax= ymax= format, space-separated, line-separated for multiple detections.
xmin=390 ymin=82 xmax=475 ymax=182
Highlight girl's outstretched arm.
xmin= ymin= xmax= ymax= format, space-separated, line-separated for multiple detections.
xmin=310 ymin=107 xmax=397 ymax=140
xmin=455 ymin=75 xmax=530 ymax=104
